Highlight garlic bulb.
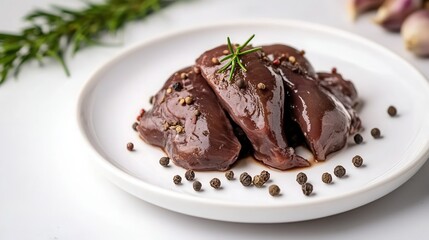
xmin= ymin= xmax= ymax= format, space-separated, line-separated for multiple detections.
xmin=348 ymin=0 xmax=385 ymax=20
xmin=374 ymin=0 xmax=423 ymax=31
xmin=401 ymin=9 xmax=429 ymax=56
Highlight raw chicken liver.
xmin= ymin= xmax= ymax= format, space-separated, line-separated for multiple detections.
xmin=317 ymin=71 xmax=361 ymax=134
xmin=262 ymin=44 xmax=352 ymax=160
xmin=137 ymin=66 xmax=241 ymax=171
xmin=196 ymin=45 xmax=309 ymax=170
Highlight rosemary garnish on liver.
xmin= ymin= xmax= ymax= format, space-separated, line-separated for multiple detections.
xmin=217 ymin=34 xmax=261 ymax=81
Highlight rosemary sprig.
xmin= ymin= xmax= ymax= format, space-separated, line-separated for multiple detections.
xmin=0 ymin=0 xmax=175 ymax=85
xmin=217 ymin=34 xmax=261 ymax=81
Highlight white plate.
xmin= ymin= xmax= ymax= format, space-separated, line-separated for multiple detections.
xmin=76 ymin=20 xmax=429 ymax=223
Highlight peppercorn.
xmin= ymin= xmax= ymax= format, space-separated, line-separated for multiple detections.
xmin=126 ymin=142 xmax=134 ymax=151
xmin=212 ymin=57 xmax=220 ymax=64
xmin=371 ymin=128 xmax=381 ymax=138
xmin=354 ymin=134 xmax=363 ymax=144
xmin=296 ymin=172 xmax=307 ymax=185
xmin=180 ymin=72 xmax=188 ymax=79
xmin=225 ymin=170 xmax=234 ymax=180
xmin=288 ymin=56 xmax=296 ymax=63
xmin=210 ymin=178 xmax=221 ymax=189
xmin=132 ymin=122 xmax=138 ymax=132
xmin=352 ymin=155 xmax=363 ymax=167
xmin=175 ymin=125 xmax=184 ymax=133
xmin=302 ymin=183 xmax=313 ymax=196
xmin=240 ymin=172 xmax=252 ymax=186
xmin=159 ymin=157 xmax=170 ymax=167
xmin=260 ymin=170 xmax=270 ymax=182
xmin=235 ymin=79 xmax=246 ymax=89
xmin=388 ymin=106 xmax=397 ymax=116
xmin=185 ymin=96 xmax=193 ymax=105
xmin=172 ymin=82 xmax=183 ymax=91
xmin=257 ymin=82 xmax=266 ymax=90
xmin=193 ymin=181 xmax=202 ymax=191
xmin=178 ymin=98 xmax=185 ymax=106
xmin=173 ymin=175 xmax=182 ymax=185
xmin=253 ymin=175 xmax=265 ymax=188
xmin=322 ymin=172 xmax=332 ymax=184
xmin=240 ymin=172 xmax=249 ymax=181
xmin=193 ymin=66 xmax=200 ymax=74
xmin=127 ymin=142 xmax=134 ymax=151
xmin=334 ymin=165 xmax=346 ymax=178
xmin=185 ymin=170 xmax=195 ymax=181
xmin=299 ymin=50 xmax=306 ymax=56
xmin=268 ymin=185 xmax=280 ymax=196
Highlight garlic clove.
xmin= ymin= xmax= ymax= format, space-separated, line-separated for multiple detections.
xmin=374 ymin=0 xmax=423 ymax=31
xmin=401 ymin=9 xmax=429 ymax=56
xmin=348 ymin=0 xmax=385 ymax=20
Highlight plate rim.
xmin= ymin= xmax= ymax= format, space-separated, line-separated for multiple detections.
xmin=76 ymin=19 xmax=429 ymax=222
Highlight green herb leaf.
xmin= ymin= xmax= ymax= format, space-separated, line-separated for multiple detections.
xmin=217 ymin=34 xmax=261 ymax=82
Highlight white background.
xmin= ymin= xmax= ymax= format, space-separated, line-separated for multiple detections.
xmin=1 ymin=0 xmax=428 ymax=239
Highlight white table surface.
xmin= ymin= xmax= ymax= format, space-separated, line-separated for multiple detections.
xmin=1 ymin=0 xmax=428 ymax=239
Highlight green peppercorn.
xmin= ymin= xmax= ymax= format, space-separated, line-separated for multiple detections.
xmin=322 ymin=172 xmax=332 ymax=184
xmin=354 ymin=134 xmax=363 ymax=144
xmin=225 ymin=170 xmax=234 ymax=180
xmin=334 ymin=165 xmax=346 ymax=178
xmin=260 ymin=170 xmax=270 ymax=182
xmin=296 ymin=172 xmax=307 ymax=185
xmin=210 ymin=178 xmax=221 ymax=189
xmin=253 ymin=175 xmax=265 ymax=188
xmin=268 ymin=184 xmax=280 ymax=196
xmin=159 ymin=157 xmax=170 ymax=167
xmin=371 ymin=128 xmax=381 ymax=139
xmin=352 ymin=155 xmax=363 ymax=167
xmin=193 ymin=181 xmax=202 ymax=191
xmin=173 ymin=175 xmax=182 ymax=185
xmin=185 ymin=170 xmax=195 ymax=181
xmin=388 ymin=106 xmax=397 ymax=117
xmin=302 ymin=183 xmax=313 ymax=196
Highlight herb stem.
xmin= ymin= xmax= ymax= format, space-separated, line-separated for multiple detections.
xmin=0 ymin=0 xmax=175 ymax=85
xmin=217 ymin=34 xmax=261 ymax=81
